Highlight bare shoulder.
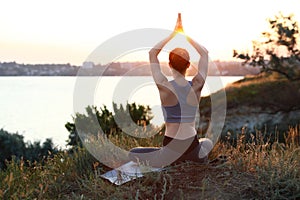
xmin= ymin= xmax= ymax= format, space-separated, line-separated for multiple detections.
xmin=191 ymin=73 xmax=205 ymax=92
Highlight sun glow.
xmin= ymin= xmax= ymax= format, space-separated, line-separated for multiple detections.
xmin=175 ymin=13 xmax=185 ymax=34
xmin=0 ymin=0 xmax=299 ymax=65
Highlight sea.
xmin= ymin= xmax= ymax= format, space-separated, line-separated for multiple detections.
xmin=0 ymin=76 xmax=243 ymax=148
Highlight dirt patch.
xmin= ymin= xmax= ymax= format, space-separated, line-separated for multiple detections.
xmin=114 ymin=160 xmax=260 ymax=200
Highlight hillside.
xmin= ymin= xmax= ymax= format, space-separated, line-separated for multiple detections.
xmin=1 ymin=72 xmax=299 ymax=199
xmin=199 ymin=73 xmax=300 ymax=141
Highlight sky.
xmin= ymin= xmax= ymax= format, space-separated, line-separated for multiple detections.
xmin=0 ymin=0 xmax=299 ymax=65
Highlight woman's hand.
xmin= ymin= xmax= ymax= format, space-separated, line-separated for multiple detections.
xmin=174 ymin=13 xmax=184 ymax=33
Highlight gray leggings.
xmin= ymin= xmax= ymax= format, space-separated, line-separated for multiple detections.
xmin=128 ymin=136 xmax=207 ymax=167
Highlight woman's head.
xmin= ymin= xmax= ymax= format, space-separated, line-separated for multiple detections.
xmin=169 ymin=48 xmax=190 ymax=75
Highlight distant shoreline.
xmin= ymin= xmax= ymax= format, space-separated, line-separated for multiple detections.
xmin=0 ymin=61 xmax=260 ymax=76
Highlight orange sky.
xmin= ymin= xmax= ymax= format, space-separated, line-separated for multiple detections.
xmin=0 ymin=0 xmax=299 ymax=65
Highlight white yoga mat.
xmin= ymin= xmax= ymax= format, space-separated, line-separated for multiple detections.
xmin=100 ymin=161 xmax=162 ymax=185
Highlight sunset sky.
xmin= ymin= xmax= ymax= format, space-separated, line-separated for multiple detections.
xmin=0 ymin=0 xmax=299 ymax=65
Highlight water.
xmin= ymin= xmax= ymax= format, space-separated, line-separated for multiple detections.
xmin=0 ymin=76 xmax=243 ymax=148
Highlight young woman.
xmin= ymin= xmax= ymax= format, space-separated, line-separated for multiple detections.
xmin=129 ymin=21 xmax=213 ymax=168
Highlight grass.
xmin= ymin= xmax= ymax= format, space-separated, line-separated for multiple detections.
xmin=0 ymin=125 xmax=299 ymax=199
xmin=200 ymin=72 xmax=300 ymax=111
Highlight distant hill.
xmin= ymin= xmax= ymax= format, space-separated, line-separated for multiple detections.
xmin=0 ymin=61 xmax=259 ymax=76
xmin=198 ymin=73 xmax=300 ymax=143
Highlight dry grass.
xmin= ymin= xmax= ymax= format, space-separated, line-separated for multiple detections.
xmin=0 ymin=125 xmax=299 ymax=199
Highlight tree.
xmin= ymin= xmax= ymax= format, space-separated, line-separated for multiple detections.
xmin=0 ymin=129 xmax=26 ymax=169
xmin=233 ymin=13 xmax=300 ymax=81
xmin=113 ymin=103 xmax=153 ymax=127
xmin=65 ymin=103 xmax=154 ymax=148
xmin=0 ymin=129 xmax=57 ymax=169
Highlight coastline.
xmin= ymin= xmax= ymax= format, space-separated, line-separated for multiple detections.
xmin=0 ymin=61 xmax=259 ymax=76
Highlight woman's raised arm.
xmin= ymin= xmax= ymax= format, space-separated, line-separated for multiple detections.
xmin=186 ymin=36 xmax=209 ymax=92
xmin=149 ymin=32 xmax=176 ymax=85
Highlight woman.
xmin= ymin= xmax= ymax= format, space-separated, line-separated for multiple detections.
xmin=129 ymin=22 xmax=213 ymax=168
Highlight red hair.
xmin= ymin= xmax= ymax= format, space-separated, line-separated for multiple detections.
xmin=169 ymin=48 xmax=190 ymax=74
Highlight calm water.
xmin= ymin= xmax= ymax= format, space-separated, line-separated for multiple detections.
xmin=0 ymin=76 xmax=243 ymax=148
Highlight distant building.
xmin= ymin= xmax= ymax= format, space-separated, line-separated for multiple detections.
xmin=82 ymin=61 xmax=94 ymax=69
xmin=120 ymin=62 xmax=132 ymax=69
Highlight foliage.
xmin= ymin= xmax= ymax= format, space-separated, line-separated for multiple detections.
xmin=65 ymin=102 xmax=154 ymax=148
xmin=0 ymin=129 xmax=58 ymax=170
xmin=234 ymin=13 xmax=300 ymax=81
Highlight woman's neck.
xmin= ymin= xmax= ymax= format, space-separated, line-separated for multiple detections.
xmin=172 ymin=71 xmax=187 ymax=85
